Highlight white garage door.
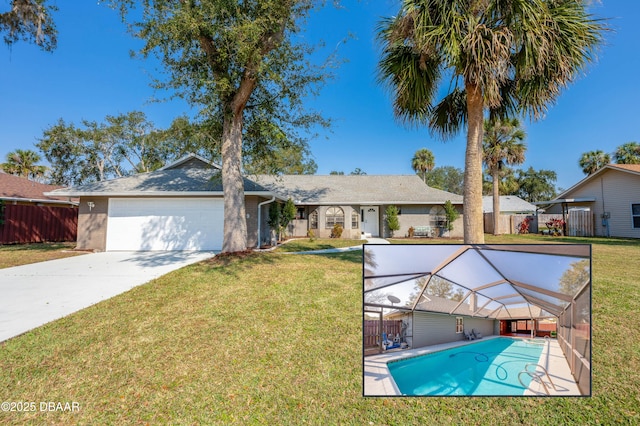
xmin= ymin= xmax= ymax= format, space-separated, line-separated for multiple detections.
xmin=106 ymin=198 xmax=224 ymax=251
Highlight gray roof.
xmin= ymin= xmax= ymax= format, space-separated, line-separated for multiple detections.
xmin=47 ymin=165 xmax=271 ymax=197
xmin=46 ymin=153 xmax=463 ymax=205
xmin=254 ymin=174 xmax=463 ymax=205
xmin=482 ymin=195 xmax=536 ymax=213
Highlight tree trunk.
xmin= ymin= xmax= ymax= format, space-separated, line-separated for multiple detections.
xmin=221 ymin=112 xmax=248 ymax=253
xmin=463 ymin=81 xmax=485 ymax=244
xmin=492 ymin=169 xmax=500 ymax=235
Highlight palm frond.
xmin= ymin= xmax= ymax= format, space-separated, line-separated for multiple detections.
xmin=428 ymin=87 xmax=467 ymax=140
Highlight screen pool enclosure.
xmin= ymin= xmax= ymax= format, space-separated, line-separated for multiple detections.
xmin=363 ymin=244 xmax=591 ymax=396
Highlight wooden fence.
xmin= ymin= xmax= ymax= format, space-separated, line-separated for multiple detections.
xmin=484 ymin=211 xmax=594 ymax=237
xmin=0 ymin=204 xmax=78 ymax=244
xmin=363 ymin=320 xmax=403 ymax=347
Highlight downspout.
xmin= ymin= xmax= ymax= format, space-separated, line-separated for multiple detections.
xmin=257 ymin=196 xmax=276 ymax=248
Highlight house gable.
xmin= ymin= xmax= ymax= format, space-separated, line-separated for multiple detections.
xmin=547 ymin=165 xmax=640 ymax=238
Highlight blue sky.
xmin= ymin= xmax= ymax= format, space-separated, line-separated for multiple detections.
xmin=1 ymin=0 xmax=638 ymax=191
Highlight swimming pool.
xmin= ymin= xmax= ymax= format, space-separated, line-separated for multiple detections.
xmin=387 ymin=338 xmax=545 ymax=396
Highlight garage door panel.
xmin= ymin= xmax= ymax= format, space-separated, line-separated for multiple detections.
xmin=106 ymin=198 xmax=223 ymax=251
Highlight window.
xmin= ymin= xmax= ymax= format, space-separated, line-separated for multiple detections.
xmin=309 ymin=210 xmax=318 ymax=229
xmin=456 ymin=317 xmax=463 ymax=334
xmin=632 ymin=204 xmax=640 ymax=228
xmin=325 ymin=207 xmax=344 ymax=228
xmin=352 ymin=210 xmax=359 ymax=229
xmin=296 ymin=207 xmax=306 ymax=220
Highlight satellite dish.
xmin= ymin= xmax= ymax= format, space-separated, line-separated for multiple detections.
xmin=387 ymin=295 xmax=401 ymax=305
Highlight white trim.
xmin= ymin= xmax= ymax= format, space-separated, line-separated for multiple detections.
xmin=0 ymin=196 xmax=78 ymax=206
xmin=631 ymin=202 xmax=640 ymax=229
xmin=291 ymin=201 xmax=462 ymax=206
xmin=44 ymin=191 xmax=276 ymax=198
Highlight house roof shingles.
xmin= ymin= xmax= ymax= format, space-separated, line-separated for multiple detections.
xmin=254 ymin=174 xmax=463 ymax=205
xmin=482 ymin=195 xmax=536 ymax=213
xmin=47 ymin=166 xmax=270 ymax=196
xmin=47 ymin=154 xmax=464 ymax=205
xmin=0 ymin=172 xmax=73 ymax=203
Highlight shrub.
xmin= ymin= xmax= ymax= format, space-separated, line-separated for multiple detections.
xmin=518 ymin=217 xmax=532 ymax=234
xmin=408 ymin=226 xmax=415 ymax=238
xmin=307 ymin=229 xmax=315 ymax=242
xmin=444 ymin=200 xmax=459 ymax=233
xmin=545 ymin=218 xmax=565 ymax=236
xmin=330 ymin=223 xmax=343 ymax=238
xmin=385 ymin=205 xmax=400 ymax=237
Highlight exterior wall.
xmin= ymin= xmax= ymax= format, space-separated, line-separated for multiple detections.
xmin=412 ymin=311 xmax=496 ymax=349
xmin=303 ymin=205 xmax=363 ymax=239
xmin=77 ymin=197 xmax=109 ymax=251
xmin=290 ymin=204 xmax=467 ymax=240
xmin=379 ymin=204 xmax=464 ymax=239
xmin=547 ymin=169 xmax=640 ymax=238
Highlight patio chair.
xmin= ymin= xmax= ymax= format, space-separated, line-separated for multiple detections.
xmin=382 ymin=332 xmax=401 ymax=350
xmin=464 ymin=330 xmax=475 ymax=340
xmin=472 ymin=329 xmax=483 ymax=339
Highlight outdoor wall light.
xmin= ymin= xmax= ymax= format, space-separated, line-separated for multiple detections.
xmin=87 ymin=201 xmax=95 ymax=211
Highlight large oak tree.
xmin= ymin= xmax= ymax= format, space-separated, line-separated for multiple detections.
xmin=108 ymin=0 xmax=331 ymax=252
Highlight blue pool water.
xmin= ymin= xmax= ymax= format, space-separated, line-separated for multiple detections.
xmin=388 ymin=338 xmax=545 ymax=396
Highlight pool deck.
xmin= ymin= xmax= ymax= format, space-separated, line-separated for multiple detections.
xmin=364 ymin=336 xmax=582 ymax=396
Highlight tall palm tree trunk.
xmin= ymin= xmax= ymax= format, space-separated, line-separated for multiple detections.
xmin=492 ymin=169 xmax=501 ymax=235
xmin=463 ymin=81 xmax=485 ymax=244
xmin=221 ymin=111 xmax=248 ymax=253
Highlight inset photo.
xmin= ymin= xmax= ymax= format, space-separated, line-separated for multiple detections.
xmin=363 ymin=244 xmax=591 ymax=397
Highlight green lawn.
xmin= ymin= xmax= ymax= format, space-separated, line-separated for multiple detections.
xmin=0 ymin=236 xmax=639 ymax=424
xmin=274 ymin=238 xmax=365 ymax=252
xmin=0 ymin=242 xmax=83 ymax=269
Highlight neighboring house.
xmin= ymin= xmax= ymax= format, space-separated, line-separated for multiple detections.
xmin=540 ymin=164 xmax=640 ymax=238
xmin=482 ymin=195 xmax=536 ymax=214
xmin=46 ymin=154 xmax=464 ymax=251
xmin=0 ymin=172 xmax=78 ymax=244
xmin=481 ymin=195 xmax=536 ymax=234
xmin=0 ymin=172 xmax=76 ymax=207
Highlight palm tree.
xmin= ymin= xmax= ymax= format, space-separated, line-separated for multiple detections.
xmin=377 ymin=0 xmax=604 ymax=243
xmin=411 ymin=148 xmax=435 ymax=183
xmin=483 ymin=118 xmax=526 ymax=235
xmin=1 ymin=149 xmax=47 ymax=180
xmin=579 ymin=150 xmax=610 ymax=175
xmin=614 ymin=142 xmax=640 ymax=165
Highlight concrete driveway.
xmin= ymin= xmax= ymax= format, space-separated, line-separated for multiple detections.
xmin=0 ymin=251 xmax=216 ymax=342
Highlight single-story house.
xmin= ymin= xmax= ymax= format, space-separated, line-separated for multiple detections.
xmin=538 ymin=164 xmax=640 ymax=238
xmin=1 ymin=172 xmax=78 ymax=244
xmin=46 ymin=153 xmax=464 ymax=251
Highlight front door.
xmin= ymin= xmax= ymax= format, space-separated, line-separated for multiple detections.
xmin=362 ymin=206 xmax=379 ymax=237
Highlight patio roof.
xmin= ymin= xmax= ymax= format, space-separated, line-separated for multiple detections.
xmin=364 ymin=244 xmax=590 ymax=319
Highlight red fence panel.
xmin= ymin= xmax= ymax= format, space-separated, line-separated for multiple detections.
xmin=0 ymin=204 xmax=78 ymax=244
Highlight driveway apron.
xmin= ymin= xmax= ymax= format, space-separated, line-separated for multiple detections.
xmin=0 ymin=251 xmax=215 ymax=342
